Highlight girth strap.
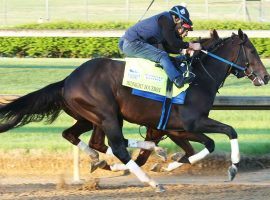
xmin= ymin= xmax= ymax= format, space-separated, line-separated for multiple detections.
xmin=157 ymin=78 xmax=173 ymax=130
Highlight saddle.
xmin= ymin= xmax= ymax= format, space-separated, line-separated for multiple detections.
xmin=122 ymin=57 xmax=190 ymax=130
xmin=156 ymin=55 xmax=196 ymax=85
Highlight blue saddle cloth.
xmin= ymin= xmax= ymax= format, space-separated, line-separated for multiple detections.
xmin=132 ymin=89 xmax=186 ymax=104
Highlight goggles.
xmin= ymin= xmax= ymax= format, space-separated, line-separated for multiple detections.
xmin=182 ymin=23 xmax=193 ymax=31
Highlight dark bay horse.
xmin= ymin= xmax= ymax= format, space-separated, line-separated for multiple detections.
xmin=0 ymin=29 xmax=269 ymax=192
xmin=69 ymin=29 xmax=270 ymax=173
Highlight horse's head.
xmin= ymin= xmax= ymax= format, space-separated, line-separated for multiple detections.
xmin=229 ymin=29 xmax=269 ymax=86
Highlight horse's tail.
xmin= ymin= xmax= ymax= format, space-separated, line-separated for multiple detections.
xmin=0 ymin=80 xmax=65 ymax=133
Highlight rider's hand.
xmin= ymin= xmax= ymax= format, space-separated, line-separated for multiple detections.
xmin=189 ymin=42 xmax=202 ymax=51
xmin=181 ymin=48 xmax=195 ymax=56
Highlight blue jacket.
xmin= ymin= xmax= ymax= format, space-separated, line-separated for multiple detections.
xmin=122 ymin=11 xmax=189 ymax=51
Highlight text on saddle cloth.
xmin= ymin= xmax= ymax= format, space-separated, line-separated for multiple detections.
xmin=122 ymin=58 xmax=188 ymax=97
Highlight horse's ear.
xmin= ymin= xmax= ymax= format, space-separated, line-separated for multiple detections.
xmin=210 ymin=29 xmax=219 ymax=40
xmin=238 ymin=29 xmax=244 ymax=40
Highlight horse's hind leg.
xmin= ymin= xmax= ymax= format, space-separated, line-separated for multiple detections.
xmin=168 ymin=137 xmax=195 ymax=157
xmin=89 ymin=125 xmax=116 ymax=171
xmin=62 ymin=120 xmax=107 ymax=172
xmin=163 ymin=132 xmax=214 ymax=172
xmin=135 ymin=129 xmax=195 ymax=172
xmin=89 ymin=125 xmax=108 ymax=153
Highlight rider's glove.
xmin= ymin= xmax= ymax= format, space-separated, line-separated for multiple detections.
xmin=188 ymin=42 xmax=202 ymax=51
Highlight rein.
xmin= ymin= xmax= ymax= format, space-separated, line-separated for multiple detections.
xmin=192 ymin=37 xmax=231 ymax=87
xmin=198 ymin=35 xmax=257 ymax=85
xmin=201 ymin=49 xmax=246 ymax=71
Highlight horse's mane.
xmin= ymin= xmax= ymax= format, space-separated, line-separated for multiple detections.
xmin=191 ymin=35 xmax=231 ymax=61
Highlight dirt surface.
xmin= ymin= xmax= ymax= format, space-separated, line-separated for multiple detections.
xmin=0 ymin=151 xmax=270 ymax=200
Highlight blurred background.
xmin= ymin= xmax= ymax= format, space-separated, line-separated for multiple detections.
xmin=1 ymin=0 xmax=270 ymax=26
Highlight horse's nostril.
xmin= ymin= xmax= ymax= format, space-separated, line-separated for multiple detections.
xmin=264 ymin=75 xmax=270 ymax=84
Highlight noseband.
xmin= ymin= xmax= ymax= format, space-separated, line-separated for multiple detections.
xmin=201 ymin=35 xmax=258 ymax=82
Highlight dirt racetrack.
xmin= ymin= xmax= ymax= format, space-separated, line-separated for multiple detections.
xmin=0 ymin=151 xmax=270 ymax=200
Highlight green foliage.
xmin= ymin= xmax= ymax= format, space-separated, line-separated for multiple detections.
xmin=7 ymin=21 xmax=134 ymax=30
xmin=1 ymin=36 xmax=270 ymax=58
xmin=193 ymin=20 xmax=270 ymax=30
xmin=6 ymin=20 xmax=270 ymax=30
xmin=0 ymin=37 xmax=121 ymax=58
xmin=250 ymin=38 xmax=270 ymax=58
xmin=1 ymin=20 xmax=270 ymax=58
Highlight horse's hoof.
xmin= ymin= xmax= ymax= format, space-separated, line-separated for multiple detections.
xmin=89 ymin=160 xmax=107 ymax=173
xmin=163 ymin=162 xmax=184 ymax=172
xmin=228 ymin=164 xmax=238 ymax=181
xmin=150 ymin=163 xmax=162 ymax=172
xmin=171 ymin=152 xmax=184 ymax=162
xmin=154 ymin=147 xmax=167 ymax=162
xmin=155 ymin=184 xmax=166 ymax=193
xmin=122 ymin=169 xmax=130 ymax=176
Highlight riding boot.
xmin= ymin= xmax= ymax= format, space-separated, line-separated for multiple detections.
xmin=173 ymin=74 xmax=185 ymax=88
xmin=159 ymin=56 xmax=183 ymax=88
xmin=177 ymin=61 xmax=196 ymax=86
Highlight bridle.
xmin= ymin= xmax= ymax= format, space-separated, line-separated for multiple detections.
xmin=198 ymin=35 xmax=260 ymax=86
xmin=231 ymin=37 xmax=260 ymax=84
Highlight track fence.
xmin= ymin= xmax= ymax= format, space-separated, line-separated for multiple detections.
xmin=1 ymin=0 xmax=269 ymax=26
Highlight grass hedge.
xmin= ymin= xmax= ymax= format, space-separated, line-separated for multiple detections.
xmin=7 ymin=20 xmax=270 ymax=30
xmin=0 ymin=37 xmax=121 ymax=58
xmin=0 ymin=21 xmax=270 ymax=58
xmin=1 ymin=37 xmax=270 ymax=58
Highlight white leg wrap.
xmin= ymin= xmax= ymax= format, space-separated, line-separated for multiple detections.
xmin=126 ymin=160 xmax=158 ymax=188
xmin=128 ymin=139 xmax=156 ymax=150
xmin=230 ymin=139 xmax=240 ymax=164
xmin=106 ymin=147 xmax=114 ymax=156
xmin=165 ymin=161 xmax=183 ymax=172
xmin=77 ymin=141 xmax=98 ymax=159
xmin=128 ymin=139 xmax=138 ymax=148
xmin=110 ymin=163 xmax=128 ymax=171
xmin=188 ymin=148 xmax=210 ymax=164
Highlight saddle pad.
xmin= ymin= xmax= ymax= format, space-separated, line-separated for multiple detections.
xmin=132 ymin=89 xmax=186 ymax=105
xmin=122 ymin=58 xmax=188 ymax=97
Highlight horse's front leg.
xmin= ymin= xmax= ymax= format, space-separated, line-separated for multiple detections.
xmin=135 ymin=128 xmax=166 ymax=167
xmin=88 ymin=125 xmax=133 ymax=172
xmin=185 ymin=117 xmax=240 ymax=181
xmin=102 ymin=117 xmax=165 ymax=192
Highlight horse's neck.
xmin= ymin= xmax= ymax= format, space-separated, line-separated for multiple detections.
xmin=194 ymin=48 xmax=231 ymax=93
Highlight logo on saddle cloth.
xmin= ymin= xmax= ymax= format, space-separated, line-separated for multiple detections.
xmin=122 ymin=58 xmax=188 ymax=97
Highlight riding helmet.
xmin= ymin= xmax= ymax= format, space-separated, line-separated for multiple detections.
xmin=169 ymin=5 xmax=193 ymax=26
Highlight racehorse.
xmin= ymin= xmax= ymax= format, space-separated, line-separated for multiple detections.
xmin=67 ymin=29 xmax=270 ymax=173
xmin=0 ymin=29 xmax=269 ymax=192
